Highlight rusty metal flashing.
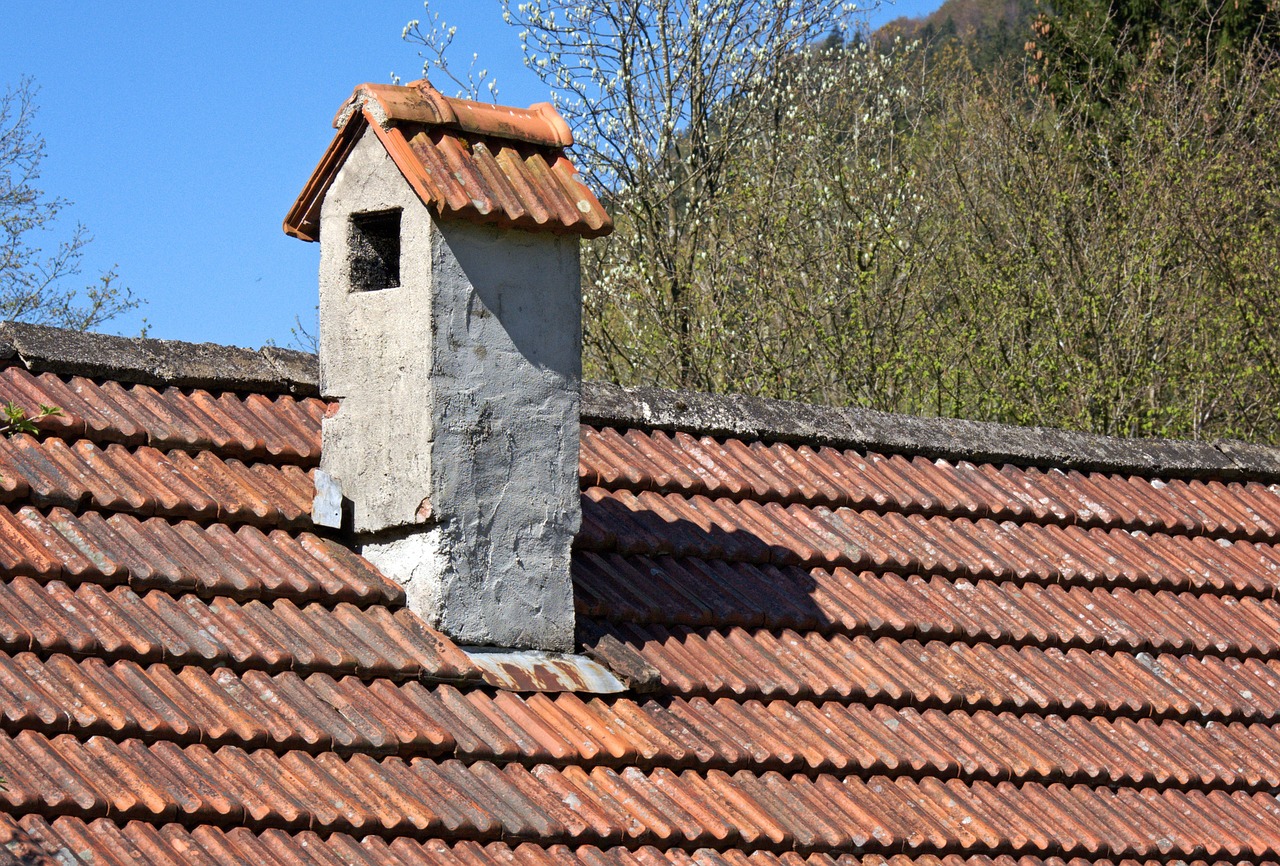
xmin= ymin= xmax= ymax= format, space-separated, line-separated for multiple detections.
xmin=462 ymin=647 xmax=626 ymax=694
xmin=5 ymin=322 xmax=1280 ymax=481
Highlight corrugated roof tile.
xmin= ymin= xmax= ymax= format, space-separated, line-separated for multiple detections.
xmin=285 ymin=82 xmax=611 ymax=242
xmin=11 ymin=356 xmax=1280 ymax=863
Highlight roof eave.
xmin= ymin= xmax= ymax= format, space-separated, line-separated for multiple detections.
xmin=282 ymin=110 xmax=370 ymax=243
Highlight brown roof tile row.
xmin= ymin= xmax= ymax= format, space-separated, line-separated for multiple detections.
xmin=8 ymin=649 xmax=1280 ymax=791
xmin=15 ymin=338 xmax=1280 ymax=862
xmin=576 ymin=554 xmax=1280 ymax=655
xmin=399 ymin=127 xmax=611 ymax=237
xmin=607 ymin=624 xmax=1280 ymax=718
xmin=0 ymin=582 xmax=468 ymax=679
xmin=0 ymin=653 xmax=464 ymax=755
xmin=0 ymin=436 xmax=313 ymax=527
xmin=0 ymin=506 xmax=398 ymax=604
xmin=11 ymin=814 xmax=1273 ymax=866
xmin=641 ymin=699 xmax=1280 ymax=789
xmin=6 ymin=729 xmax=1280 ymax=856
xmin=582 ymin=428 xmax=1280 ymax=537
xmin=14 ymin=369 xmax=1280 ymax=544
xmin=14 ymin=368 xmax=1278 ymax=539
xmin=1 ymin=367 xmax=322 ymax=464
xmin=579 ymin=491 xmax=1280 ymax=583
xmin=284 ymin=81 xmax=611 ymax=242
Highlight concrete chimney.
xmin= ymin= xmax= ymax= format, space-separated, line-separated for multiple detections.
xmin=285 ymin=81 xmax=611 ymax=651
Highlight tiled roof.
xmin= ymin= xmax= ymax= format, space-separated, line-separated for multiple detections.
xmin=283 ymin=80 xmax=612 ymax=242
xmin=5 ymin=323 xmax=1280 ymax=863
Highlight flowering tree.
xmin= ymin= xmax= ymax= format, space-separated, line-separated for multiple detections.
xmin=406 ymin=0 xmax=862 ymax=388
xmin=408 ymin=3 xmax=1280 ymax=443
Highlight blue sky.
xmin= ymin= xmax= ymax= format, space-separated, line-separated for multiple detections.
xmin=0 ymin=1 xmax=942 ymax=348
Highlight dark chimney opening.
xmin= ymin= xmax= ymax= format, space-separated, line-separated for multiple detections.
xmin=349 ymin=209 xmax=402 ymax=291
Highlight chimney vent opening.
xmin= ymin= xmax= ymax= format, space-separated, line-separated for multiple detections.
xmin=348 ymin=208 xmax=402 ymax=291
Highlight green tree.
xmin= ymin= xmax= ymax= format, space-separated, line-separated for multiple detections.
xmin=408 ymin=1 xmax=1280 ymax=443
xmin=407 ymin=0 xmax=861 ymax=390
xmin=0 ymin=77 xmax=140 ymax=330
xmin=1029 ymin=0 xmax=1280 ymax=112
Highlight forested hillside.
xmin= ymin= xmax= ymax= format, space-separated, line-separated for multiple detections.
xmin=411 ymin=1 xmax=1280 ymax=443
xmin=880 ymin=0 xmax=1037 ymax=67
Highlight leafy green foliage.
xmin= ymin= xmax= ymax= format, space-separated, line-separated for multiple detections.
xmin=1 ymin=401 xmax=61 ymax=437
xmin=412 ymin=0 xmax=1280 ymax=443
xmin=1029 ymin=0 xmax=1280 ymax=115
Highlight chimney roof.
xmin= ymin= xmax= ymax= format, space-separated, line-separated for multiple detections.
xmin=284 ymin=80 xmax=612 ymax=242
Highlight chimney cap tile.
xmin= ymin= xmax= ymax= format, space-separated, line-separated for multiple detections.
xmin=286 ymin=80 xmax=610 ymax=242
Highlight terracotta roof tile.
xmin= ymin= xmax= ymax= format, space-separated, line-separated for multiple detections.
xmin=284 ymin=81 xmax=611 ymax=242
xmin=7 ymin=343 xmax=1280 ymax=862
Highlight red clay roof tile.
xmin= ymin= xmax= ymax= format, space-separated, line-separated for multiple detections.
xmin=284 ymin=81 xmax=611 ymax=243
xmin=6 ymin=341 xmax=1280 ymax=862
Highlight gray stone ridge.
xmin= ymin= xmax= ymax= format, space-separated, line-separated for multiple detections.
xmin=0 ymin=321 xmax=318 ymax=397
xmin=581 ymin=381 xmax=1280 ymax=482
xmin=6 ymin=320 xmax=1280 ymax=482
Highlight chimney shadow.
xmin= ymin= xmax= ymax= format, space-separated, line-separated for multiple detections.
xmin=575 ymin=492 xmax=834 ymax=635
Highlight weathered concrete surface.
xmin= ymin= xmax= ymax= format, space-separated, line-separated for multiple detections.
xmin=317 ymin=129 xmax=436 ymax=533
xmin=317 ymin=128 xmax=580 ymax=651
xmin=581 ymin=381 xmax=1280 ymax=481
xmin=409 ymin=218 xmax=581 ymax=652
xmin=7 ymin=321 xmax=1280 ymax=482
xmin=0 ymin=321 xmax=317 ymax=396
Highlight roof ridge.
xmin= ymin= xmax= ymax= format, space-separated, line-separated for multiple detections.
xmin=5 ymin=321 xmax=1280 ymax=481
xmin=0 ymin=321 xmax=317 ymax=397
xmin=338 ymin=80 xmax=574 ymax=148
xmin=582 ymin=381 xmax=1280 ymax=482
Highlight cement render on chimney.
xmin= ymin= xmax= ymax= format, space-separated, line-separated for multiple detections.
xmin=317 ymin=128 xmax=580 ymax=652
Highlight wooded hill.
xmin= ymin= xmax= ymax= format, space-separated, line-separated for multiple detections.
xmin=879 ymin=0 xmax=1038 ymax=67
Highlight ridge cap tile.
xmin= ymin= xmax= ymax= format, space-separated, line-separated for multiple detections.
xmin=9 ymin=323 xmax=1280 ymax=480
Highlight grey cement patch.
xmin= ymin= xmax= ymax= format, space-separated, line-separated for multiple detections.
xmin=0 ymin=321 xmax=317 ymax=396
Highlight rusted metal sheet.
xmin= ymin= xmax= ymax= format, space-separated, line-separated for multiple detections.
xmin=285 ymin=81 xmax=611 ymax=243
xmin=464 ymin=649 xmax=625 ymax=694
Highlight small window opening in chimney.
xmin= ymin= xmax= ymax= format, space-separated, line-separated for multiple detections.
xmin=349 ymin=209 xmax=401 ymax=291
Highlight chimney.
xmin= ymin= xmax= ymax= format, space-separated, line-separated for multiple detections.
xmin=285 ymin=81 xmax=611 ymax=651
